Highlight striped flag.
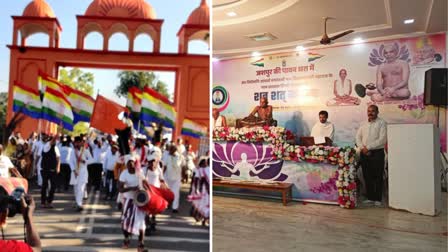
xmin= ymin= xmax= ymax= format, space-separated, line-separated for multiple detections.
xmin=12 ymin=81 xmax=42 ymax=119
xmin=38 ymin=71 xmax=65 ymax=94
xmin=181 ymin=118 xmax=207 ymax=138
xmin=126 ymin=87 xmax=142 ymax=114
xmin=159 ymin=101 xmax=176 ymax=129
xmin=140 ymin=87 xmax=163 ymax=124
xmin=64 ymin=85 xmax=95 ymax=124
xmin=42 ymin=87 xmax=74 ymax=131
xmin=140 ymin=87 xmax=176 ymax=128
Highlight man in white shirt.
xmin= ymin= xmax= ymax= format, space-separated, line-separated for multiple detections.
xmin=310 ymin=110 xmax=335 ymax=142
xmin=88 ymin=139 xmax=107 ymax=191
xmin=70 ymin=136 xmax=93 ymax=211
xmin=164 ymin=145 xmax=182 ymax=213
xmin=33 ymin=134 xmax=45 ymax=187
xmin=58 ymin=138 xmax=73 ymax=191
xmin=103 ymin=144 xmax=120 ymax=200
xmin=0 ymin=144 xmax=15 ymax=178
xmin=212 ymin=108 xmax=227 ymax=128
xmin=356 ymin=105 xmax=387 ymax=206
xmin=176 ymin=138 xmax=186 ymax=156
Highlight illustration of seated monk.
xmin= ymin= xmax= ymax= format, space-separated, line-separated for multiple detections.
xmin=236 ymin=97 xmax=276 ymax=128
xmin=327 ymin=69 xmax=361 ymax=106
xmin=367 ymin=44 xmax=411 ymax=102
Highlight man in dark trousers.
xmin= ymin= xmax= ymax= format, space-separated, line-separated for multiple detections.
xmin=88 ymin=139 xmax=106 ymax=191
xmin=356 ymin=105 xmax=387 ymax=206
xmin=40 ymin=134 xmax=60 ymax=208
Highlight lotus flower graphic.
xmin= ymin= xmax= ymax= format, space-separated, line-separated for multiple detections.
xmin=212 ymin=142 xmax=287 ymax=181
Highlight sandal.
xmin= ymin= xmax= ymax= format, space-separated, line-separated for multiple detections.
xmin=137 ymin=243 xmax=145 ymax=252
xmin=122 ymin=239 xmax=130 ymax=249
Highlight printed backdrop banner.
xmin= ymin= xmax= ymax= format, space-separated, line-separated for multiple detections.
xmin=213 ymin=33 xmax=447 ymax=151
xmin=213 ymin=142 xmax=339 ymax=202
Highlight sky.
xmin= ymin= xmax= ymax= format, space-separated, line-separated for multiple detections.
xmin=0 ymin=0 xmax=209 ymax=105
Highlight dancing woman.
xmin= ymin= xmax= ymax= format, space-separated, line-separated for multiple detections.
xmin=189 ymin=157 xmax=210 ymax=226
xmin=118 ymin=155 xmax=146 ymax=251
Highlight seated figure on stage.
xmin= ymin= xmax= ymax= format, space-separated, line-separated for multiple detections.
xmin=212 ymin=108 xmax=227 ymax=128
xmin=236 ymin=97 xmax=276 ymax=128
xmin=302 ymin=110 xmax=334 ymax=146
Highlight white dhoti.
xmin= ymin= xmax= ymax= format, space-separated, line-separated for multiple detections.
xmin=75 ymin=182 xmax=87 ymax=207
xmin=73 ymin=168 xmax=88 ymax=207
xmin=166 ymin=179 xmax=181 ymax=210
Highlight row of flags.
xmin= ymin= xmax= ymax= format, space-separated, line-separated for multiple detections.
xmin=126 ymin=86 xmax=207 ymax=138
xmin=12 ymin=71 xmax=207 ymax=138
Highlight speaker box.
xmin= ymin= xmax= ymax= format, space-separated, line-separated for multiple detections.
xmin=424 ymin=68 xmax=447 ymax=106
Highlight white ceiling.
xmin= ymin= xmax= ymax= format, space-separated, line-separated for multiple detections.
xmin=212 ymin=0 xmax=448 ymax=59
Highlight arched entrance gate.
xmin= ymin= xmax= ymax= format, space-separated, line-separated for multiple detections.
xmin=6 ymin=0 xmax=210 ymax=148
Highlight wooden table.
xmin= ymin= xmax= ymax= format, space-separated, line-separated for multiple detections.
xmin=213 ymin=179 xmax=293 ymax=206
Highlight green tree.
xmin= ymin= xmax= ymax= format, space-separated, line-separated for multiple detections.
xmin=58 ymin=68 xmax=95 ymax=136
xmin=59 ymin=68 xmax=94 ymax=96
xmin=114 ymin=71 xmax=171 ymax=100
xmin=0 ymin=92 xmax=8 ymax=144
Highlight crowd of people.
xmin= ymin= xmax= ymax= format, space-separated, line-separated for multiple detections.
xmin=0 ymin=130 xmax=210 ymax=251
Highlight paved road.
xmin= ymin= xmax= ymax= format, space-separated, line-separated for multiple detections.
xmin=3 ymin=184 xmax=209 ymax=252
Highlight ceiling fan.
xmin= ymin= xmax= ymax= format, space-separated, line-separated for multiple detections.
xmin=319 ymin=17 xmax=354 ymax=45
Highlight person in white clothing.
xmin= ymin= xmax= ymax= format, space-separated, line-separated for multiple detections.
xmin=327 ymin=69 xmax=361 ymax=106
xmin=176 ymin=138 xmax=186 ymax=156
xmin=30 ymin=134 xmax=42 ymax=182
xmin=310 ymin=110 xmax=335 ymax=143
xmin=0 ymin=145 xmax=17 ymax=178
xmin=212 ymin=108 xmax=227 ymax=128
xmin=88 ymin=139 xmax=107 ymax=191
xmin=70 ymin=136 xmax=93 ymax=211
xmin=189 ymin=157 xmax=209 ymax=225
xmin=103 ymin=144 xmax=120 ymax=200
xmin=356 ymin=105 xmax=387 ymax=206
xmin=143 ymin=152 xmax=166 ymax=234
xmin=34 ymin=135 xmax=46 ymax=187
xmin=164 ymin=145 xmax=182 ymax=213
xmin=58 ymin=138 xmax=73 ymax=191
xmin=134 ymin=136 xmax=150 ymax=172
xmin=183 ymin=145 xmax=196 ymax=183
xmin=119 ymin=155 xmax=146 ymax=251
xmin=145 ymin=152 xmax=165 ymax=188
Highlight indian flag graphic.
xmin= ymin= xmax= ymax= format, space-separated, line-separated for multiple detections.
xmin=308 ymin=52 xmax=324 ymax=62
xmin=251 ymin=58 xmax=264 ymax=67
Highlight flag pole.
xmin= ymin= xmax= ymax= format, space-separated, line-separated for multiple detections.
xmin=137 ymin=119 xmax=141 ymax=134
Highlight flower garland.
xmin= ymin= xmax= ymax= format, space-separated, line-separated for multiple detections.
xmin=213 ymin=126 xmax=294 ymax=145
xmin=272 ymin=144 xmax=357 ymax=209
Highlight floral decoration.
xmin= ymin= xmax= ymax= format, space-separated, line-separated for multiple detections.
xmin=213 ymin=126 xmax=294 ymax=145
xmin=272 ymin=144 xmax=357 ymax=209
